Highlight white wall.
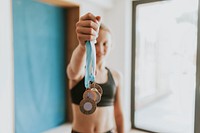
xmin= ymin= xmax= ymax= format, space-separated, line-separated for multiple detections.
xmin=74 ymin=0 xmax=108 ymax=20
xmin=0 ymin=0 xmax=14 ymax=133
xmin=104 ymin=0 xmax=133 ymax=131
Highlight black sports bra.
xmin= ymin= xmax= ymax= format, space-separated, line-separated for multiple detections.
xmin=70 ymin=67 xmax=116 ymax=106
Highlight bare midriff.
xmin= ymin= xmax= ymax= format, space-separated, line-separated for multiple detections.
xmin=72 ymin=104 xmax=116 ymax=133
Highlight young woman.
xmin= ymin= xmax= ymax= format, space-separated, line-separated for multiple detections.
xmin=67 ymin=13 xmax=124 ymax=133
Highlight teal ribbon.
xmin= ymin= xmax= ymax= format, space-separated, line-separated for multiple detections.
xmin=85 ymin=41 xmax=96 ymax=88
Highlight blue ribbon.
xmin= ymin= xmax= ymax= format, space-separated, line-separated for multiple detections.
xmin=85 ymin=41 xmax=96 ymax=88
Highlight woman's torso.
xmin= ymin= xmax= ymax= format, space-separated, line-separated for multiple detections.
xmin=69 ymin=67 xmax=117 ymax=133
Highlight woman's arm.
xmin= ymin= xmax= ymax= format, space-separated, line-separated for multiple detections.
xmin=67 ymin=13 xmax=101 ymax=81
xmin=67 ymin=44 xmax=86 ymax=80
xmin=114 ymin=71 xmax=125 ymax=133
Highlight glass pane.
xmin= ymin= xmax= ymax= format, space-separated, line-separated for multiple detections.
xmin=134 ymin=0 xmax=198 ymax=133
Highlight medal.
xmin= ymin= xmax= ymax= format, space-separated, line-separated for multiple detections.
xmin=83 ymin=88 xmax=101 ymax=104
xmin=83 ymin=89 xmax=97 ymax=101
xmin=90 ymin=82 xmax=103 ymax=96
xmin=79 ymin=98 xmax=96 ymax=115
xmin=79 ymin=41 xmax=103 ymax=115
xmin=91 ymin=88 xmax=101 ymax=103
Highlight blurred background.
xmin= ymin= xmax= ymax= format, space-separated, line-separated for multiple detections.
xmin=0 ymin=0 xmax=200 ymax=133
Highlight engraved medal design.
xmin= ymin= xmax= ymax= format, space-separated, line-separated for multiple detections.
xmin=79 ymin=98 xmax=96 ymax=115
xmin=83 ymin=89 xmax=97 ymax=100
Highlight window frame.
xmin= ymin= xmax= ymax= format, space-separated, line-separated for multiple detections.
xmin=131 ymin=0 xmax=200 ymax=133
xmin=195 ymin=1 xmax=200 ymax=133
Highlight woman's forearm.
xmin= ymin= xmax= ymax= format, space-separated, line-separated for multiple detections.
xmin=67 ymin=44 xmax=86 ymax=79
xmin=116 ymin=115 xmax=124 ymax=133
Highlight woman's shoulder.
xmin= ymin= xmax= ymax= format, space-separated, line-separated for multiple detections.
xmin=107 ymin=67 xmax=122 ymax=87
xmin=108 ymin=68 xmax=122 ymax=78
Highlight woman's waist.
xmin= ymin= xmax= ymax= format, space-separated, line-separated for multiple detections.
xmin=72 ymin=104 xmax=115 ymax=118
xmin=72 ymin=104 xmax=116 ymax=132
xmin=72 ymin=122 xmax=116 ymax=133
xmin=72 ymin=117 xmax=115 ymax=128
xmin=72 ymin=111 xmax=115 ymax=125
xmin=71 ymin=128 xmax=116 ymax=133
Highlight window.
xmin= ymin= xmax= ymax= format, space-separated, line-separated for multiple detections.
xmin=131 ymin=0 xmax=199 ymax=132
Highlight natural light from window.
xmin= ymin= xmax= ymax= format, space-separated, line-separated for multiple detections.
xmin=134 ymin=0 xmax=198 ymax=132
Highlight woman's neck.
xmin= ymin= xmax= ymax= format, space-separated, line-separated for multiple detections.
xmin=96 ymin=62 xmax=106 ymax=72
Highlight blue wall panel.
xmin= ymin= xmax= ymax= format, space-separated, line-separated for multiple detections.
xmin=12 ymin=0 xmax=67 ymax=132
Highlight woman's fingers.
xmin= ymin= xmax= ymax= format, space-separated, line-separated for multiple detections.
xmin=76 ymin=27 xmax=97 ymax=36
xmin=80 ymin=13 xmax=98 ymax=23
xmin=76 ymin=20 xmax=99 ymax=32
xmin=77 ymin=34 xmax=96 ymax=44
xmin=96 ymin=16 xmax=101 ymax=24
xmin=76 ymin=13 xmax=101 ymax=45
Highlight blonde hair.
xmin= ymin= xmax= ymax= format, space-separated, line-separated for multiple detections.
xmin=100 ymin=23 xmax=111 ymax=33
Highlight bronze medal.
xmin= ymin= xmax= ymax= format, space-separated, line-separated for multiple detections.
xmin=90 ymin=82 xmax=103 ymax=96
xmin=91 ymin=88 xmax=101 ymax=103
xmin=79 ymin=82 xmax=103 ymax=114
xmin=83 ymin=89 xmax=96 ymax=101
xmin=79 ymin=98 xmax=96 ymax=115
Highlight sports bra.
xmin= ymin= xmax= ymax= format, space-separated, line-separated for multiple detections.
xmin=70 ymin=67 xmax=116 ymax=106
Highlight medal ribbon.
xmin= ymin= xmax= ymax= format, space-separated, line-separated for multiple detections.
xmin=85 ymin=41 xmax=96 ymax=88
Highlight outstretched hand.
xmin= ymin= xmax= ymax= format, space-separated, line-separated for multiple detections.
xmin=76 ymin=13 xmax=101 ymax=46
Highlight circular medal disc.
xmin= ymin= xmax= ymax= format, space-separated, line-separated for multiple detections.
xmin=83 ymin=89 xmax=97 ymax=101
xmin=91 ymin=88 xmax=101 ymax=103
xmin=90 ymin=83 xmax=103 ymax=96
xmin=79 ymin=98 xmax=96 ymax=115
